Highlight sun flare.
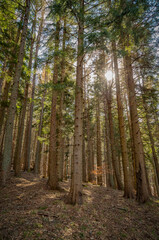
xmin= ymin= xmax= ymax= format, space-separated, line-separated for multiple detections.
xmin=105 ymin=70 xmax=113 ymax=82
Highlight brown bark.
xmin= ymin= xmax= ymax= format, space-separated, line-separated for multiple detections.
xmin=112 ymin=41 xmax=134 ymax=198
xmin=22 ymin=113 xmax=29 ymax=171
xmin=0 ymin=13 xmax=24 ymax=136
xmin=82 ymin=127 xmax=87 ymax=182
xmin=106 ymin=84 xmax=123 ymax=190
xmin=124 ymin=94 xmax=136 ymax=189
xmin=0 ymin=61 xmax=6 ymax=100
xmin=1 ymin=0 xmax=31 ymax=185
xmin=68 ymin=0 xmax=84 ymax=204
xmin=57 ymin=18 xmax=66 ymax=181
xmin=96 ymin=96 xmax=102 ymax=185
xmin=124 ymin=54 xmax=149 ymax=202
xmin=24 ymin=6 xmax=45 ymax=171
xmin=103 ymin=95 xmax=114 ymax=188
xmin=35 ymin=67 xmax=48 ymax=174
xmin=11 ymin=115 xmax=19 ymax=168
xmin=64 ymin=137 xmax=69 ymax=181
xmin=14 ymin=16 xmax=36 ymax=176
xmin=0 ymin=81 xmax=11 ymax=136
xmin=48 ymin=20 xmax=60 ymax=189
xmin=43 ymin=144 xmax=48 ymax=178
xmin=141 ymin=84 xmax=159 ymax=193
xmin=82 ymin=73 xmax=87 ymax=182
xmin=86 ymin=103 xmax=94 ymax=183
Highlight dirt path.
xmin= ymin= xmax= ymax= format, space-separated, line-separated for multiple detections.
xmin=0 ymin=172 xmax=159 ymax=240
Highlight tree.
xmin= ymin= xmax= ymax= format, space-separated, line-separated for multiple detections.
xmin=68 ymin=0 xmax=84 ymax=204
xmin=112 ymin=40 xmax=134 ymax=198
xmin=1 ymin=0 xmax=31 ymax=185
xmin=124 ymin=52 xmax=149 ymax=202
xmin=24 ymin=2 xmax=45 ymax=171
xmin=14 ymin=11 xmax=37 ymax=176
xmin=48 ymin=20 xmax=60 ymax=189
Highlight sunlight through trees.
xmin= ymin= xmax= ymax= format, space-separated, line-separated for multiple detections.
xmin=0 ymin=0 xmax=158 ymax=206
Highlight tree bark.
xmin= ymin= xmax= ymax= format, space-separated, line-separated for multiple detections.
xmin=0 ymin=61 xmax=6 ymax=100
xmin=124 ymin=54 xmax=149 ymax=202
xmin=14 ymin=16 xmax=36 ymax=176
xmin=43 ymin=144 xmax=48 ymax=178
xmin=35 ymin=67 xmax=48 ymax=174
xmin=86 ymin=101 xmax=94 ymax=183
xmin=0 ymin=12 xmax=24 ymax=136
xmin=96 ymin=95 xmax=102 ymax=185
xmin=141 ymin=84 xmax=159 ymax=194
xmin=57 ymin=18 xmax=66 ymax=181
xmin=24 ymin=6 xmax=45 ymax=171
xmin=103 ymin=94 xmax=114 ymax=188
xmin=48 ymin=20 xmax=60 ymax=189
xmin=1 ymin=0 xmax=31 ymax=185
xmin=107 ymin=84 xmax=123 ymax=190
xmin=68 ymin=0 xmax=84 ymax=204
xmin=112 ymin=41 xmax=134 ymax=198
xmin=0 ymin=81 xmax=11 ymax=136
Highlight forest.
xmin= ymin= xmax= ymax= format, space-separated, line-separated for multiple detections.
xmin=0 ymin=0 xmax=159 ymax=239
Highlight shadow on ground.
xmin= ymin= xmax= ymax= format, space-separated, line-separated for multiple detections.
xmin=0 ymin=172 xmax=159 ymax=240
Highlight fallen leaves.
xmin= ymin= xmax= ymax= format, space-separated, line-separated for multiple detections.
xmin=0 ymin=172 xmax=159 ymax=240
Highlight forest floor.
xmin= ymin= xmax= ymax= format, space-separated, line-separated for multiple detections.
xmin=0 ymin=172 xmax=159 ymax=240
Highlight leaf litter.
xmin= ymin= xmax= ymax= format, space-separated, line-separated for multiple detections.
xmin=0 ymin=172 xmax=159 ymax=240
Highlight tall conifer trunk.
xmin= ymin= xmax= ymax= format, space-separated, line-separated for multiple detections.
xmin=82 ymin=71 xmax=87 ymax=182
xmin=0 ymin=13 xmax=24 ymax=137
xmin=1 ymin=0 xmax=31 ymax=185
xmin=124 ymin=54 xmax=149 ymax=202
xmin=14 ymin=16 xmax=36 ymax=176
xmin=35 ymin=67 xmax=47 ymax=174
xmin=0 ymin=81 xmax=11 ymax=136
xmin=141 ymin=83 xmax=159 ymax=194
xmin=124 ymin=94 xmax=136 ymax=189
xmin=103 ymin=93 xmax=114 ymax=188
xmin=86 ymin=99 xmax=93 ymax=183
xmin=0 ymin=61 xmax=6 ymax=100
xmin=48 ymin=20 xmax=60 ymax=189
xmin=57 ymin=18 xmax=66 ymax=181
xmin=96 ymin=95 xmax=102 ymax=185
xmin=24 ymin=6 xmax=45 ymax=170
xmin=112 ymin=41 xmax=133 ymax=198
xmin=68 ymin=0 xmax=84 ymax=204
xmin=106 ymin=84 xmax=123 ymax=190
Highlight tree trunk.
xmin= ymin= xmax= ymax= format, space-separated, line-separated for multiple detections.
xmin=124 ymin=54 xmax=149 ymax=202
xmin=1 ymin=0 xmax=31 ymax=185
xmin=0 ymin=13 xmax=24 ymax=136
xmin=141 ymin=85 xmax=159 ymax=193
xmin=0 ymin=81 xmax=11 ymax=136
xmin=14 ymin=16 xmax=36 ymax=176
xmin=68 ymin=0 xmax=84 ymax=204
xmin=0 ymin=61 xmax=6 ymax=100
xmin=24 ymin=6 xmax=45 ymax=171
xmin=11 ymin=115 xmax=19 ymax=169
xmin=86 ymin=103 xmax=94 ymax=183
xmin=82 ymin=127 xmax=87 ymax=182
xmin=43 ymin=144 xmax=48 ymax=178
xmin=57 ymin=18 xmax=66 ymax=181
xmin=124 ymin=94 xmax=136 ymax=189
xmin=82 ymin=74 xmax=87 ymax=182
xmin=64 ymin=137 xmax=69 ymax=181
xmin=112 ymin=41 xmax=134 ymax=198
xmin=103 ymin=95 xmax=114 ymax=188
xmin=35 ymin=67 xmax=47 ymax=174
xmin=96 ymin=96 xmax=102 ymax=185
xmin=106 ymin=84 xmax=123 ymax=190
xmin=48 ymin=20 xmax=60 ymax=189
